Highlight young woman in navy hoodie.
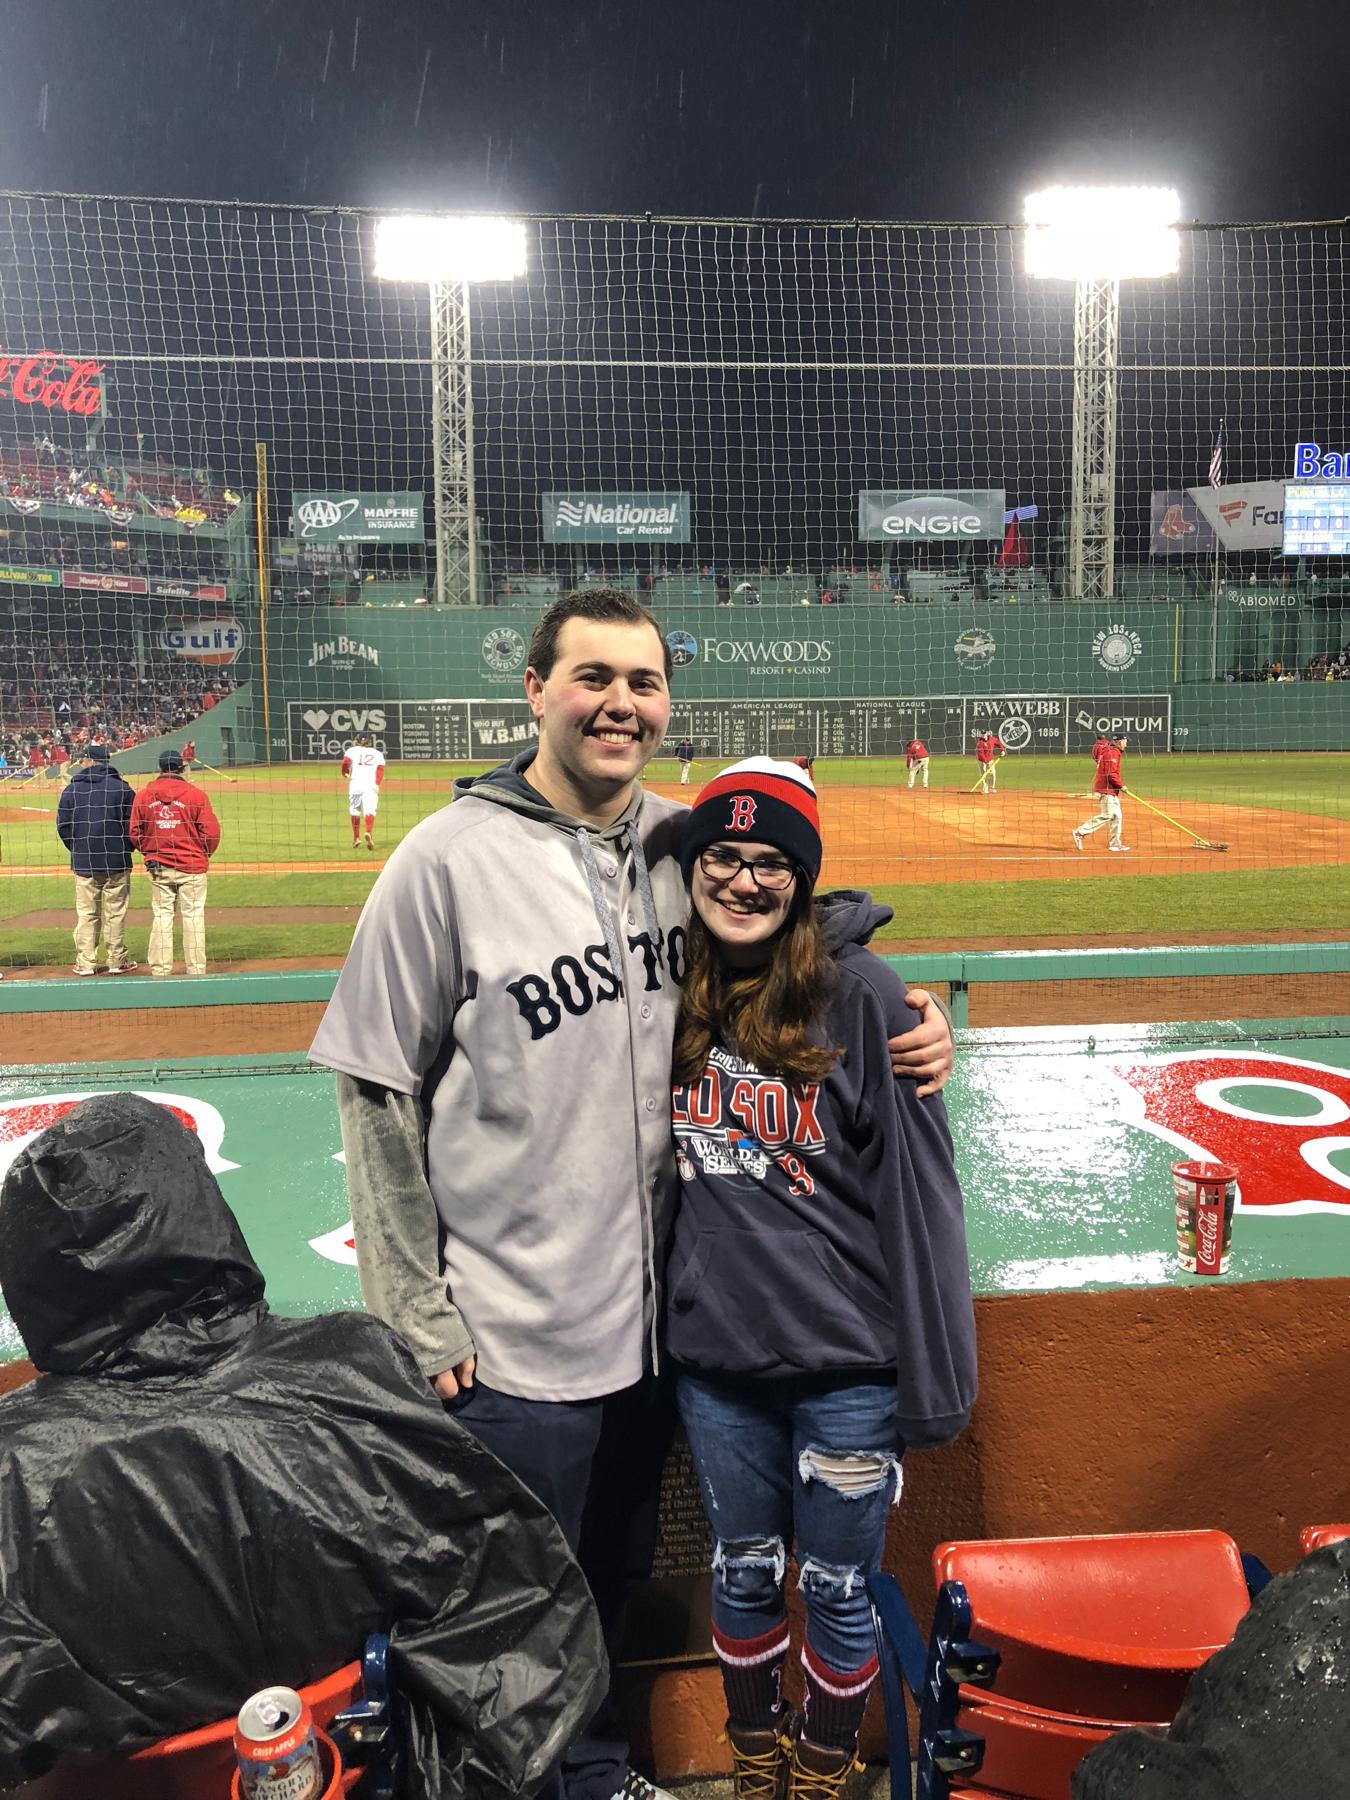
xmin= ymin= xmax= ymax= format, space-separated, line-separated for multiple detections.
xmin=668 ymin=757 xmax=977 ymax=1800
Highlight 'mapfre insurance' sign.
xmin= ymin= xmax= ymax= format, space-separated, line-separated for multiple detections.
xmin=292 ymin=493 xmax=424 ymax=543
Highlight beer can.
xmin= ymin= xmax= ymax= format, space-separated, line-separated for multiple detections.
xmin=234 ymin=1686 xmax=323 ymax=1800
xmin=1172 ymin=1161 xmax=1237 ymax=1276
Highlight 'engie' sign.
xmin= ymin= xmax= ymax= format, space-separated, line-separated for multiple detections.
xmin=160 ymin=618 xmax=246 ymax=666
xmin=858 ymin=490 xmax=1006 ymax=541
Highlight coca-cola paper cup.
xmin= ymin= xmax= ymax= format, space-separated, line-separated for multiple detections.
xmin=1173 ymin=1161 xmax=1237 ymax=1275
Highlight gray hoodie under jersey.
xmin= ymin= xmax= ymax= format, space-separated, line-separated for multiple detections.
xmin=309 ymin=753 xmax=689 ymax=1402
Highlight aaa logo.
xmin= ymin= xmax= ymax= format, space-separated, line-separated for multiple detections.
xmin=1108 ymin=1051 xmax=1350 ymax=1215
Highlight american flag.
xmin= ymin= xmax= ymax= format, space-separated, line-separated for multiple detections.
xmin=1208 ymin=426 xmax=1224 ymax=488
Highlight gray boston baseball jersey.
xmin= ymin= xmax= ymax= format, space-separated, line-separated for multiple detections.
xmin=310 ymin=755 xmax=690 ymax=1401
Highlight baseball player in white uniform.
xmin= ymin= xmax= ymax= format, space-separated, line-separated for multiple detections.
xmin=342 ymin=732 xmax=385 ymax=850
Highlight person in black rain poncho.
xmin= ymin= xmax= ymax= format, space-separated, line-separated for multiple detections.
xmin=0 ymin=1092 xmax=605 ymax=1796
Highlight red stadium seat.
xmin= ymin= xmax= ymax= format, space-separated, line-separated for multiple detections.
xmin=2 ymin=1661 xmax=363 ymax=1800
xmin=867 ymin=1532 xmax=1254 ymax=1799
xmin=1298 ymin=1523 xmax=1350 ymax=1554
xmin=946 ymin=1689 xmax=1166 ymax=1800
xmin=932 ymin=1529 xmax=1249 ymax=1725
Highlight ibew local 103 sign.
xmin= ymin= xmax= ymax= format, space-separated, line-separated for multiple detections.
xmin=292 ymin=493 xmax=424 ymax=543
xmin=858 ymin=490 xmax=1006 ymax=541
xmin=542 ymin=491 xmax=691 ymax=542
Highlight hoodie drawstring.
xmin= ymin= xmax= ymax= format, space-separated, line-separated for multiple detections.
xmin=626 ymin=820 xmax=662 ymax=944
xmin=576 ymin=827 xmax=629 ymax=984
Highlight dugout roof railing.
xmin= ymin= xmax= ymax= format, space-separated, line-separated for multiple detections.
xmin=5 ymin=943 xmax=1349 ymax=1031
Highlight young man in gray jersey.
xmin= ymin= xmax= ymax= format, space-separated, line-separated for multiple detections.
xmin=309 ymin=587 xmax=953 ymax=1800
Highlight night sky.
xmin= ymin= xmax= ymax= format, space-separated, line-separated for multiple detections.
xmin=0 ymin=0 xmax=1345 ymax=222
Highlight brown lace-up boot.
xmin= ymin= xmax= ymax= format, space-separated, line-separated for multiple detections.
xmin=725 ymin=1714 xmax=793 ymax=1800
xmin=786 ymin=1734 xmax=863 ymax=1800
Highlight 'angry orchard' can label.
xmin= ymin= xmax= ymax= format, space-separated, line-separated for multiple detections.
xmin=1173 ymin=1161 xmax=1237 ymax=1275
xmin=234 ymin=1686 xmax=323 ymax=1800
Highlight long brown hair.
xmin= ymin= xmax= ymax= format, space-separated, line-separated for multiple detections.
xmin=673 ymin=878 xmax=839 ymax=1084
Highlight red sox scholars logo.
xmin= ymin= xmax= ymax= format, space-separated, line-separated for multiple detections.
xmin=1107 ymin=1051 xmax=1350 ymax=1215
xmin=726 ymin=795 xmax=758 ymax=833
xmin=0 ymin=1091 xmax=238 ymax=1186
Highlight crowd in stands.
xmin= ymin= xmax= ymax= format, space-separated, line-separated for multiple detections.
xmin=484 ymin=565 xmax=1050 ymax=606
xmin=2 ymin=519 xmax=231 ymax=587
xmin=1223 ymin=646 xmax=1350 ymax=682
xmin=1 ymin=440 xmax=242 ymax=528
xmin=0 ymin=631 xmax=236 ymax=772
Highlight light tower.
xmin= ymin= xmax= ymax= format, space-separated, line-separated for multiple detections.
xmin=373 ymin=215 xmax=528 ymax=605
xmin=1025 ymin=187 xmax=1181 ymax=601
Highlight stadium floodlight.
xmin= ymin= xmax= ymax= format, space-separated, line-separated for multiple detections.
xmin=1024 ymin=185 xmax=1182 ymax=601
xmin=1024 ymin=186 xmax=1181 ymax=282
xmin=372 ymin=215 xmax=527 ymax=604
xmin=372 ymin=215 xmax=528 ymax=285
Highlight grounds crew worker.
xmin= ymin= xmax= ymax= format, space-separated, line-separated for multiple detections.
xmin=1073 ymin=734 xmax=1130 ymax=853
xmin=55 ymin=743 xmax=137 ymax=976
xmin=130 ymin=748 xmax=221 ymax=977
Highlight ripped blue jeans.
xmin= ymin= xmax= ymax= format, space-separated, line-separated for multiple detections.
xmin=677 ymin=1371 xmax=903 ymax=1671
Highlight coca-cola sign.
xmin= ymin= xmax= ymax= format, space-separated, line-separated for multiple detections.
xmin=1195 ymin=1201 xmax=1222 ymax=1270
xmin=0 ymin=349 xmax=104 ymax=417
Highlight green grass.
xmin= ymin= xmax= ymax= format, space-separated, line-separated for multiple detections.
xmin=870 ymin=867 xmax=1350 ymax=943
xmin=0 ymin=870 xmax=380 ymax=923
xmin=2 ymin=752 xmax=1345 ymax=967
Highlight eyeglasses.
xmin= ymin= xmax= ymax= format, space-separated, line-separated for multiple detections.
xmin=698 ymin=847 xmax=798 ymax=891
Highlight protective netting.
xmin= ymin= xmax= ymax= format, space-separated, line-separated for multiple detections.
xmin=0 ymin=196 xmax=1346 ymax=1042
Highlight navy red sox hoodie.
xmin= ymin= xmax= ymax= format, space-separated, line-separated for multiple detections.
xmin=667 ymin=890 xmax=977 ymax=1449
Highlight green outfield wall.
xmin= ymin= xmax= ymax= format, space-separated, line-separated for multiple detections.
xmin=260 ymin=603 xmax=1348 ymax=761
xmin=102 ymin=687 xmax=258 ymax=775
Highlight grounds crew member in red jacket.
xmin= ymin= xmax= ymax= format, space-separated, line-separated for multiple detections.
xmin=130 ymin=749 xmax=222 ymax=976
xmin=1073 ymin=733 xmax=1129 ymax=852
xmin=975 ymin=730 xmax=1004 ymax=794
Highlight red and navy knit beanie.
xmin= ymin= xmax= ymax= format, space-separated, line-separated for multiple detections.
xmin=679 ymin=756 xmax=823 ymax=885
